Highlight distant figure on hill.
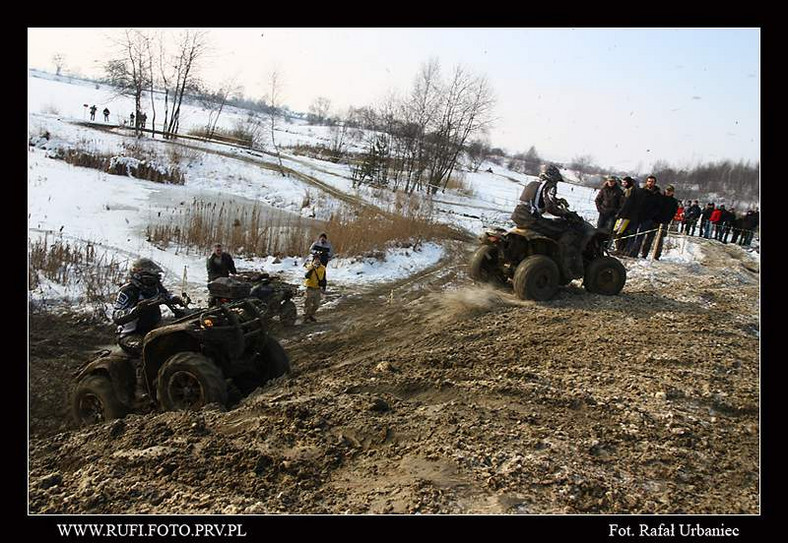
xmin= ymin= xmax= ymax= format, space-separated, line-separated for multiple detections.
xmin=130 ymin=112 xmax=135 ymax=127
xmin=103 ymin=107 xmax=110 ymax=122
xmin=89 ymin=105 xmax=97 ymax=121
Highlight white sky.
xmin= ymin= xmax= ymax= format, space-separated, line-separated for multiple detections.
xmin=27 ymin=27 xmax=760 ymax=172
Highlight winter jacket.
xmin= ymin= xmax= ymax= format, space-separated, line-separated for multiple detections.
xmin=206 ymin=252 xmax=237 ymax=282
xmin=638 ymin=184 xmax=663 ymax=223
xmin=616 ymin=186 xmax=648 ymax=223
xmin=595 ymin=184 xmax=625 ymax=216
xmin=309 ymin=239 xmax=334 ymax=264
xmin=710 ymin=209 xmax=722 ymax=224
xmin=112 ymin=282 xmax=175 ymax=337
xmin=658 ymin=194 xmax=680 ymax=225
xmin=304 ymin=262 xmax=327 ymax=289
xmin=684 ymin=204 xmax=701 ymax=222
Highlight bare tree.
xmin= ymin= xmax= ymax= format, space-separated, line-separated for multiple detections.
xmin=164 ymin=30 xmax=209 ymax=139
xmin=308 ymin=96 xmax=332 ymax=125
xmin=105 ymin=29 xmax=152 ymax=137
xmin=266 ymin=70 xmax=287 ymax=176
xmin=569 ymin=154 xmax=596 ymax=183
xmin=52 ymin=53 xmax=66 ymax=76
xmin=201 ymin=77 xmax=242 ymax=141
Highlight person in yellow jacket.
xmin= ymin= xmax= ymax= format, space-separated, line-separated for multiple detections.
xmin=303 ymin=253 xmax=327 ymax=322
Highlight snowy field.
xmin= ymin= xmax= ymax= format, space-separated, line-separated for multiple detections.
xmin=27 ymin=70 xmax=758 ymax=315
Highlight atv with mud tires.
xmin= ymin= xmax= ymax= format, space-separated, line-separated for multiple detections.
xmin=209 ymin=271 xmax=299 ymax=327
xmin=71 ymin=297 xmax=290 ymax=426
xmin=469 ymin=218 xmax=626 ymax=301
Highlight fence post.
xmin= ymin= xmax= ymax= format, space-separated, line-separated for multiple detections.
xmin=651 ymin=224 xmax=664 ymax=260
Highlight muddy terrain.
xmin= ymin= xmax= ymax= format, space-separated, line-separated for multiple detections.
xmin=28 ymin=239 xmax=760 ymax=518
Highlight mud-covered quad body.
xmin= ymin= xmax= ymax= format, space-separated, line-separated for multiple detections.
xmin=71 ymin=298 xmax=290 ymax=425
xmin=209 ymin=271 xmax=298 ymax=327
xmin=469 ymin=219 xmax=626 ymax=301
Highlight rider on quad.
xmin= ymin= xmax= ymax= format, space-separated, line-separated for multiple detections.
xmin=510 ymin=164 xmax=586 ymax=279
xmin=112 ymin=258 xmax=186 ymax=357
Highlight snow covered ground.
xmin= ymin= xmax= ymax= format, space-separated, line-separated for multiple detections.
xmin=27 ymin=69 xmax=759 ymax=316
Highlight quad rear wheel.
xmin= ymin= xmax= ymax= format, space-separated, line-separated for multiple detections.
xmin=512 ymin=255 xmax=560 ymax=301
xmin=72 ymin=374 xmax=127 ymax=425
xmin=469 ymin=245 xmax=504 ymax=285
xmin=156 ymin=352 xmax=228 ymax=411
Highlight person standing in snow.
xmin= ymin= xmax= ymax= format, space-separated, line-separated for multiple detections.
xmin=302 ymin=253 xmax=326 ymax=323
xmin=651 ymin=184 xmax=680 ymax=260
xmin=309 ymin=232 xmax=334 ymax=266
xmin=206 ymin=243 xmax=237 ymax=283
xmin=628 ymin=175 xmax=662 ymax=258
xmin=594 ymin=175 xmax=624 ymax=231
xmin=613 ymin=176 xmax=645 ymax=254
xmin=103 ymin=107 xmax=110 ymax=122
xmin=89 ymin=105 xmax=97 ymax=121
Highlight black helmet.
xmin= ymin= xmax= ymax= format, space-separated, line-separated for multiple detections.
xmin=539 ymin=164 xmax=563 ymax=184
xmin=129 ymin=258 xmax=163 ymax=289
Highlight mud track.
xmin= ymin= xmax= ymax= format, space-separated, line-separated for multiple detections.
xmin=28 ymin=239 xmax=759 ymax=515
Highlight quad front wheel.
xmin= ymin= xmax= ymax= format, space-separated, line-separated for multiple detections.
xmin=583 ymin=256 xmax=626 ymax=295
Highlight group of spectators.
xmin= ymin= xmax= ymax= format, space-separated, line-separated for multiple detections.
xmin=673 ymin=201 xmax=759 ymax=246
xmin=594 ymin=175 xmax=759 ymax=260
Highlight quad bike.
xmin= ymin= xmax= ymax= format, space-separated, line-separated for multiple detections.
xmin=208 ymin=271 xmax=299 ymax=327
xmin=70 ymin=296 xmax=291 ymax=426
xmin=469 ymin=213 xmax=626 ymax=301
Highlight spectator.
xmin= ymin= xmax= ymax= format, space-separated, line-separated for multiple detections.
xmin=140 ymin=112 xmax=147 ymax=129
xmin=672 ymin=200 xmax=685 ymax=233
xmin=740 ymin=208 xmax=759 ymax=246
xmin=683 ymin=200 xmax=701 ymax=236
xmin=130 ymin=112 xmax=135 ymax=127
xmin=652 ymin=185 xmax=680 ymax=260
xmin=700 ymin=203 xmax=715 ymax=239
xmin=206 ymin=243 xmax=237 ymax=283
xmin=103 ymin=107 xmax=110 ymax=122
xmin=720 ymin=207 xmax=736 ymax=244
xmin=711 ymin=205 xmax=724 ymax=241
xmin=89 ymin=104 xmax=97 ymax=121
xmin=628 ymin=175 xmax=662 ymax=258
xmin=309 ymin=232 xmax=334 ymax=265
xmin=613 ymin=176 xmax=643 ymax=254
xmin=730 ymin=210 xmax=745 ymax=245
xmin=594 ymin=175 xmax=624 ymax=231
xmin=303 ymin=253 xmax=327 ymax=323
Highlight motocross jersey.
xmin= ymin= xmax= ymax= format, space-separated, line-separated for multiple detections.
xmin=112 ymin=283 xmax=173 ymax=337
xmin=518 ymin=180 xmax=567 ymax=218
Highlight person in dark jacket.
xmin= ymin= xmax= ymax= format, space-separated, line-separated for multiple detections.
xmin=308 ymin=233 xmax=334 ymax=265
xmin=206 ymin=243 xmax=237 ymax=282
xmin=511 ymin=164 xmax=586 ymax=278
xmin=113 ymin=258 xmax=184 ymax=356
xmin=740 ymin=208 xmax=759 ymax=246
xmin=651 ymin=185 xmax=680 ymax=260
xmin=595 ymin=175 xmax=624 ymax=231
xmin=683 ymin=200 xmax=701 ymax=236
xmin=627 ymin=175 xmax=662 ymax=258
xmin=700 ymin=203 xmax=715 ymax=239
xmin=719 ymin=207 xmax=736 ymax=243
xmin=612 ymin=176 xmax=642 ymax=253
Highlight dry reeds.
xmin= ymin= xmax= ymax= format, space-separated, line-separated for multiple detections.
xmin=28 ymin=234 xmax=126 ymax=306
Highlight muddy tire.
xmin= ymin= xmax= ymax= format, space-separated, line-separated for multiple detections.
xmin=584 ymin=256 xmax=626 ymax=295
xmin=279 ymin=300 xmax=297 ymax=327
xmin=72 ymin=374 xmax=127 ymax=426
xmin=512 ymin=255 xmax=560 ymax=301
xmin=469 ymin=245 xmax=504 ymax=284
xmin=259 ymin=336 xmax=291 ymax=381
xmin=156 ymin=352 xmax=228 ymax=411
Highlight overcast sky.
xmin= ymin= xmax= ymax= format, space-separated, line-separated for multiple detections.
xmin=27 ymin=27 xmax=760 ymax=173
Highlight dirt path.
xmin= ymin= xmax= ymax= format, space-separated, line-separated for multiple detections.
xmin=28 ymin=237 xmax=759 ymax=516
